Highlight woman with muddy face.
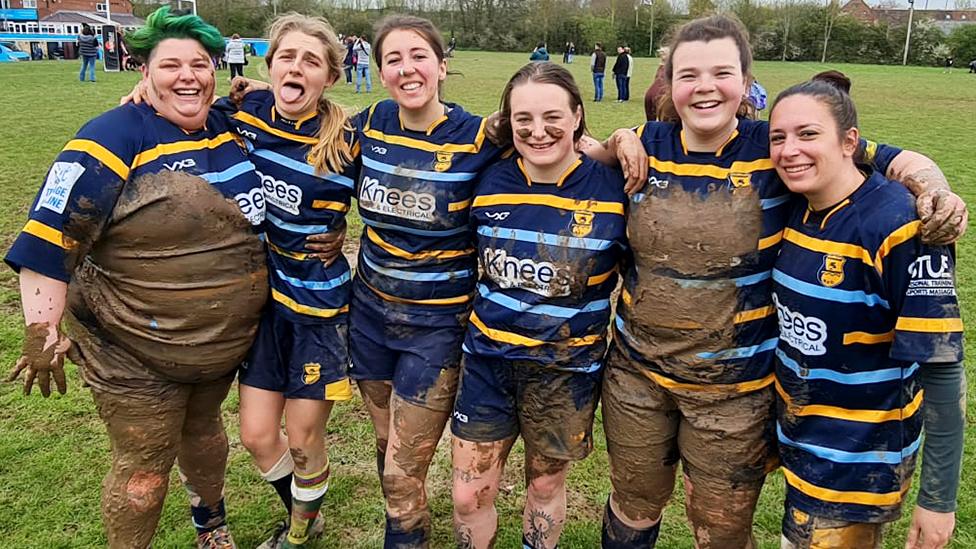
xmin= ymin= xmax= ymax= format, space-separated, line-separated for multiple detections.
xmin=450 ymin=62 xmax=628 ymax=549
xmin=212 ymin=14 xmax=357 ymax=549
xmin=768 ymin=79 xmax=964 ymax=549
xmin=598 ymin=14 xmax=968 ymax=549
xmin=5 ymin=6 xmax=267 ymax=549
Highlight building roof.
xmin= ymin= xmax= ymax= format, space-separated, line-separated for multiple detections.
xmin=41 ymin=10 xmax=143 ymax=27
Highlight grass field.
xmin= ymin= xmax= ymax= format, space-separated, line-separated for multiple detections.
xmin=0 ymin=52 xmax=973 ymax=548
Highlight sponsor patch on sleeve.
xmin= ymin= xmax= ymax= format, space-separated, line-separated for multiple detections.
xmin=36 ymin=162 xmax=85 ymax=214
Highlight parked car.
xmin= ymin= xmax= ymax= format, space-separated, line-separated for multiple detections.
xmin=0 ymin=42 xmax=31 ymax=62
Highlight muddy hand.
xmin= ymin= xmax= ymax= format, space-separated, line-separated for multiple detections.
xmin=305 ymin=220 xmax=348 ymax=267
xmin=484 ymin=111 xmax=510 ymax=148
xmin=230 ymin=77 xmax=271 ymax=105
xmin=119 ymin=79 xmax=150 ymax=106
xmin=611 ymin=129 xmax=648 ymax=194
xmin=7 ymin=323 xmax=72 ymax=397
xmin=917 ymin=189 xmax=968 ymax=245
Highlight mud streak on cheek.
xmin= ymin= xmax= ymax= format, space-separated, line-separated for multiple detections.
xmin=515 ymin=128 xmax=532 ymax=139
xmin=544 ymin=125 xmax=565 ymax=139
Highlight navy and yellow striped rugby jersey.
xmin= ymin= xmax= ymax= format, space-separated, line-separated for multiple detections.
xmin=464 ymin=155 xmax=628 ymax=372
xmin=613 ymin=118 xmax=902 ymax=391
xmin=216 ymin=91 xmax=356 ymax=324
xmin=351 ymin=100 xmax=505 ymax=315
xmin=6 ymin=103 xmax=262 ymax=282
xmin=773 ymin=171 xmax=963 ymax=523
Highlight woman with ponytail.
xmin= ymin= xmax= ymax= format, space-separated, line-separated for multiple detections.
xmin=204 ymin=13 xmax=355 ymax=549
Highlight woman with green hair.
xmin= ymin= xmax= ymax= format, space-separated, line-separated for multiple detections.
xmin=6 ymin=7 xmax=266 ymax=548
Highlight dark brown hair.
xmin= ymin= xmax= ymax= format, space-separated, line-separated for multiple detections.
xmin=497 ymin=62 xmax=587 ymax=143
xmin=771 ymin=79 xmax=858 ymax=140
xmin=811 ymin=70 xmax=852 ymax=94
xmin=372 ymin=14 xmax=446 ymax=68
xmin=657 ymin=15 xmax=753 ymax=123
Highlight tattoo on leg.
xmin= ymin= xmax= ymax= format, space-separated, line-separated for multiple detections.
xmin=526 ymin=508 xmax=555 ymax=548
xmin=455 ymin=525 xmax=475 ymax=549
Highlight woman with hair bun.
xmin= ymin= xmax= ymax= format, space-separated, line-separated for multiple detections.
xmin=769 ymin=78 xmax=964 ymax=549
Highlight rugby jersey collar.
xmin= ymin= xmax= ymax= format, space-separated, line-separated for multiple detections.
xmin=515 ymin=155 xmax=584 ymax=187
xmin=397 ymin=102 xmax=454 ymax=135
xmin=270 ymin=105 xmax=318 ymax=132
xmin=802 ymin=170 xmax=883 ymax=230
xmin=678 ymin=118 xmax=743 ymax=157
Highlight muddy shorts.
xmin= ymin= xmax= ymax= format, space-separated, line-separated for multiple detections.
xmin=348 ymin=278 xmax=465 ymax=412
xmin=781 ymin=503 xmax=885 ymax=549
xmin=451 ymin=353 xmax=601 ymax=461
xmin=602 ymin=344 xmax=776 ymax=513
xmin=239 ymin=307 xmax=352 ymax=401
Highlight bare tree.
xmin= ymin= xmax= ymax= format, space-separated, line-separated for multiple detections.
xmin=821 ymin=0 xmax=840 ymax=62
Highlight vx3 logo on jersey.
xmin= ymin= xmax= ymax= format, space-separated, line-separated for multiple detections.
xmin=485 ymin=211 xmax=510 ymax=221
xmin=647 ymin=175 xmax=669 ymax=189
xmin=236 ymin=127 xmax=257 ymax=140
xmin=163 ymin=158 xmax=197 ymax=171
xmin=370 ymin=145 xmax=388 ymax=155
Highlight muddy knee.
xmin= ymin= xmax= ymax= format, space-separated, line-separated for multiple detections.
xmin=684 ymin=473 xmax=761 ymax=549
xmin=453 ymin=480 xmax=497 ymax=518
xmin=525 ymin=454 xmax=569 ymax=504
xmin=121 ymin=470 xmax=169 ymax=513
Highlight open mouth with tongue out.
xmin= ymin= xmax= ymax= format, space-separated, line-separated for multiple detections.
xmin=279 ymin=81 xmax=306 ymax=104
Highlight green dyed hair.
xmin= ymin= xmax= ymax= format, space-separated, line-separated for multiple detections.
xmin=125 ymin=6 xmax=225 ymax=62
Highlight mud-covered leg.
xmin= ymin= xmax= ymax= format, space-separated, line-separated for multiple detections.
xmin=358 ymin=379 xmax=393 ymax=490
xmin=601 ymin=349 xmax=680 ymax=547
xmin=94 ymin=388 xmax=187 ymax=549
xmin=283 ymin=398 xmax=335 ymax=545
xmin=677 ymin=386 xmax=775 ymax=549
xmin=452 ymin=437 xmax=515 ymax=548
xmin=523 ymin=451 xmax=572 ymax=549
xmin=177 ymin=375 xmax=234 ymax=537
xmin=383 ymin=393 xmax=451 ymax=548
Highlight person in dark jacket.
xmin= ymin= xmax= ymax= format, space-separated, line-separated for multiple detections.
xmin=78 ymin=24 xmax=99 ymax=82
xmin=612 ymin=45 xmax=631 ymax=102
xmin=529 ymin=42 xmax=549 ymax=61
xmin=591 ymin=43 xmax=607 ymax=101
xmin=343 ymin=34 xmax=355 ymax=84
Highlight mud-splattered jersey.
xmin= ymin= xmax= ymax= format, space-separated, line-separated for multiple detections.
xmin=351 ymin=100 xmax=505 ymax=317
xmin=464 ymin=155 xmax=628 ymax=372
xmin=613 ymin=117 xmax=901 ymax=391
xmin=216 ymin=91 xmax=355 ymax=325
xmin=6 ymin=102 xmax=263 ymax=282
xmin=773 ymin=171 xmax=963 ymax=523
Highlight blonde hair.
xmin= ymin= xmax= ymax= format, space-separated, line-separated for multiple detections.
xmin=265 ymin=13 xmax=352 ymax=174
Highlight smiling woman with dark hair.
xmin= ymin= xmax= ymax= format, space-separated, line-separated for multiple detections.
xmin=6 ymin=6 xmax=267 ymax=548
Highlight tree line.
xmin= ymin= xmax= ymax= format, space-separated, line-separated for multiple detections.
xmin=133 ymin=0 xmax=976 ymax=65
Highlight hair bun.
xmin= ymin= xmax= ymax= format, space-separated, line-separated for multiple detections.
xmin=811 ymin=70 xmax=852 ymax=94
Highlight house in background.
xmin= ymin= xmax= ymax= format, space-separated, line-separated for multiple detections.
xmin=841 ymin=0 xmax=976 ymax=33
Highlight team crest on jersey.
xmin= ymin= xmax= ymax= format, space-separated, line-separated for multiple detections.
xmin=302 ymin=363 xmax=321 ymax=385
xmin=728 ymin=172 xmax=752 ymax=189
xmin=434 ymin=151 xmax=453 ymax=172
xmin=818 ymin=254 xmax=846 ymax=287
xmin=571 ymin=210 xmax=594 ymax=237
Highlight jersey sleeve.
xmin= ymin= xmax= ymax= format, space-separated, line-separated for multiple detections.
xmin=856 ymin=138 xmax=902 ymax=176
xmin=882 ymin=227 xmax=964 ymax=364
xmin=4 ymin=108 xmax=141 ymax=282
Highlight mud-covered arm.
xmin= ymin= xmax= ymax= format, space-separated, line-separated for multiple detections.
xmin=603 ymin=128 xmax=648 ymax=194
xmin=883 ymin=149 xmax=967 ymax=246
xmin=6 ymin=269 xmax=74 ymax=397
xmin=917 ymin=361 xmax=965 ymax=513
